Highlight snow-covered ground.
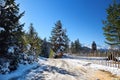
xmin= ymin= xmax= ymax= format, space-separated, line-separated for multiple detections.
xmin=0 ymin=63 xmax=38 ymax=80
xmin=0 ymin=55 xmax=120 ymax=80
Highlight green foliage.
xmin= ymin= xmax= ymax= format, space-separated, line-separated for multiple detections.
xmin=50 ymin=20 xmax=69 ymax=53
xmin=91 ymin=41 xmax=97 ymax=51
xmin=0 ymin=0 xmax=25 ymax=72
xmin=103 ymin=0 xmax=120 ymax=47
xmin=70 ymin=41 xmax=75 ymax=53
xmin=22 ymin=23 xmax=42 ymax=56
xmin=74 ymin=39 xmax=81 ymax=52
xmin=28 ymin=23 xmax=41 ymax=56
xmin=70 ymin=39 xmax=81 ymax=53
xmin=49 ymin=48 xmax=55 ymax=58
xmin=0 ymin=0 xmax=24 ymax=55
xmin=63 ymin=29 xmax=70 ymax=52
xmin=40 ymin=38 xmax=49 ymax=58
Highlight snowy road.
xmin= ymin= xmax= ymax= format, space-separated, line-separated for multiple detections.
xmin=18 ymin=58 xmax=120 ymax=80
xmin=1 ymin=57 xmax=120 ymax=80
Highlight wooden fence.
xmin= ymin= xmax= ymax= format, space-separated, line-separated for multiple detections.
xmin=83 ymin=51 xmax=120 ymax=68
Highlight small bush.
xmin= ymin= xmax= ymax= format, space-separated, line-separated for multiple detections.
xmin=0 ymin=62 xmax=10 ymax=74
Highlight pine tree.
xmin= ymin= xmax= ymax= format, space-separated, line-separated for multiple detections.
xmin=91 ymin=41 xmax=97 ymax=51
xmin=103 ymin=0 xmax=120 ymax=48
xmin=70 ymin=41 xmax=75 ymax=53
xmin=26 ymin=23 xmax=41 ymax=56
xmin=0 ymin=0 xmax=24 ymax=72
xmin=40 ymin=38 xmax=50 ymax=58
xmin=70 ymin=39 xmax=81 ymax=54
xmin=0 ymin=0 xmax=24 ymax=57
xmin=74 ymin=39 xmax=81 ymax=53
xmin=50 ymin=20 xmax=69 ymax=54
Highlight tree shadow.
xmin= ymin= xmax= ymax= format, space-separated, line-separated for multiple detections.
xmin=42 ymin=64 xmax=77 ymax=76
xmin=12 ymin=63 xmax=77 ymax=80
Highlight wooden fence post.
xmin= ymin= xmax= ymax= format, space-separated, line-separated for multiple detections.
xmin=115 ymin=51 xmax=117 ymax=68
xmin=112 ymin=51 xmax=114 ymax=67
xmin=118 ymin=51 xmax=120 ymax=68
xmin=106 ymin=51 xmax=107 ymax=66
xmin=107 ymin=51 xmax=109 ymax=67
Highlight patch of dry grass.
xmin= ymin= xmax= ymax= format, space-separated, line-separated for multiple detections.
xmin=93 ymin=70 xmax=120 ymax=80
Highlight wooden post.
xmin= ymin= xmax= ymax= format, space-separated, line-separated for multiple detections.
xmin=106 ymin=51 xmax=108 ymax=66
xmin=98 ymin=51 xmax=100 ymax=65
xmin=110 ymin=52 xmax=112 ymax=67
xmin=118 ymin=51 xmax=120 ymax=68
xmin=115 ymin=51 xmax=117 ymax=68
xmin=106 ymin=51 xmax=107 ymax=66
xmin=112 ymin=51 xmax=114 ymax=67
xmin=108 ymin=51 xmax=110 ymax=67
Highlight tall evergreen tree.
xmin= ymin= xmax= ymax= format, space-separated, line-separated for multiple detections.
xmin=0 ymin=0 xmax=24 ymax=56
xmin=70 ymin=41 xmax=75 ymax=53
xmin=0 ymin=0 xmax=24 ymax=72
xmin=70 ymin=39 xmax=81 ymax=53
xmin=50 ymin=20 xmax=69 ymax=54
xmin=91 ymin=41 xmax=97 ymax=51
xmin=103 ymin=0 xmax=120 ymax=48
xmin=74 ymin=39 xmax=81 ymax=53
xmin=40 ymin=38 xmax=50 ymax=58
xmin=26 ymin=23 xmax=41 ymax=56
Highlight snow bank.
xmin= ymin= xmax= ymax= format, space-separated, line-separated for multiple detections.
xmin=0 ymin=57 xmax=47 ymax=80
xmin=0 ymin=63 xmax=38 ymax=80
xmin=0 ymin=62 xmax=10 ymax=74
xmin=17 ymin=57 xmax=47 ymax=80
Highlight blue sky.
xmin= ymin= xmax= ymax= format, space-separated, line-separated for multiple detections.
xmin=16 ymin=0 xmax=114 ymax=47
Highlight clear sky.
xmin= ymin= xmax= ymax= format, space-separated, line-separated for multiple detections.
xmin=16 ymin=0 xmax=116 ymax=48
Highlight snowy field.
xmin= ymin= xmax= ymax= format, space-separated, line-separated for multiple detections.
xmin=0 ymin=55 xmax=120 ymax=80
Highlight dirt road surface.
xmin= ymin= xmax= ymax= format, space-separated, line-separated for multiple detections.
xmin=19 ymin=58 xmax=120 ymax=80
xmin=39 ymin=59 xmax=120 ymax=80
